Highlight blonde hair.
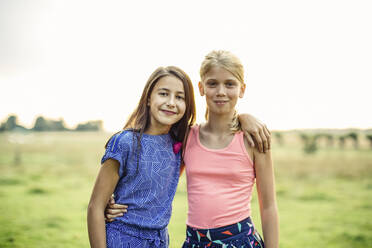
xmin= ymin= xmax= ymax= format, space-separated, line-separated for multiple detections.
xmin=200 ymin=50 xmax=245 ymax=133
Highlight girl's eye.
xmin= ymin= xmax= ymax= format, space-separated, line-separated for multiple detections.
xmin=176 ymin=95 xmax=185 ymax=100
xmin=226 ymin=82 xmax=236 ymax=87
xmin=207 ymin=81 xmax=217 ymax=87
xmin=159 ymin=92 xmax=168 ymax=96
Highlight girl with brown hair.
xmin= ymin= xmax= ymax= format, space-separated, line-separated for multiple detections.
xmin=88 ymin=66 xmax=196 ymax=248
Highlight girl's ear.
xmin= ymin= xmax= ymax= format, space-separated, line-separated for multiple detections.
xmin=147 ymin=97 xmax=151 ymax=106
xmin=198 ymin=81 xmax=205 ymax=96
xmin=239 ymin=83 xmax=246 ymax=98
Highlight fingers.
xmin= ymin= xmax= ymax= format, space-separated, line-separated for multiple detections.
xmin=104 ymin=204 xmax=128 ymax=223
xmin=106 ymin=212 xmax=125 ymax=218
xmin=109 ymin=195 xmax=115 ymax=205
xmin=108 ymin=204 xmax=128 ymax=209
xmin=254 ymin=124 xmax=271 ymax=153
xmin=265 ymin=124 xmax=271 ymax=135
xmin=105 ymin=216 xmax=117 ymax=223
xmin=106 ymin=208 xmax=127 ymax=215
xmin=259 ymin=129 xmax=268 ymax=153
xmin=263 ymin=125 xmax=271 ymax=150
xmin=253 ymin=129 xmax=263 ymax=153
xmin=105 ymin=212 xmax=123 ymax=223
xmin=105 ymin=204 xmax=127 ymax=219
xmin=241 ymin=121 xmax=271 ymax=153
xmin=105 ymin=203 xmax=128 ymax=214
xmin=244 ymin=131 xmax=255 ymax=148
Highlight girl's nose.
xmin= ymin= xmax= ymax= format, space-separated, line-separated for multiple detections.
xmin=216 ymin=85 xmax=226 ymax=96
xmin=167 ymin=96 xmax=176 ymax=108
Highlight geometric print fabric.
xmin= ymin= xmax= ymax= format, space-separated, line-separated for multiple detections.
xmin=102 ymin=130 xmax=181 ymax=232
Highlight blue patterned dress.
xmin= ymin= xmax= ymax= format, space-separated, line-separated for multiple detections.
xmin=101 ymin=130 xmax=181 ymax=248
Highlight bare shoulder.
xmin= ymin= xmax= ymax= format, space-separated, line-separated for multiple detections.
xmin=243 ymin=134 xmax=272 ymax=163
xmin=243 ymin=135 xmax=255 ymax=162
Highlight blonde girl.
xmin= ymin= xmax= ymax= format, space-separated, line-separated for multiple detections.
xmin=182 ymin=50 xmax=279 ymax=248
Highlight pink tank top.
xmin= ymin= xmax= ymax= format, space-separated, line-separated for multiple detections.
xmin=184 ymin=125 xmax=255 ymax=229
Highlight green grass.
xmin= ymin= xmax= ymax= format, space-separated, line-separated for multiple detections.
xmin=1 ymin=131 xmax=372 ymax=247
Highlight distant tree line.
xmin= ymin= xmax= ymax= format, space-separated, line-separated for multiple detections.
xmin=0 ymin=115 xmax=103 ymax=132
xmin=272 ymin=130 xmax=372 ymax=153
xmin=299 ymin=132 xmax=368 ymax=153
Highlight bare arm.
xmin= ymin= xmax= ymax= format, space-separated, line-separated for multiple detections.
xmin=87 ymin=159 xmax=120 ymax=248
xmin=254 ymin=148 xmax=279 ymax=248
xmin=238 ymin=113 xmax=271 ymax=153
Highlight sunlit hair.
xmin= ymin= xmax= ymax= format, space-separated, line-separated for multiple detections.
xmin=106 ymin=66 xmax=196 ymax=163
xmin=200 ymin=50 xmax=245 ymax=133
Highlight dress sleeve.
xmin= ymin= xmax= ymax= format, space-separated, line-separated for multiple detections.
xmin=101 ymin=131 xmax=130 ymax=178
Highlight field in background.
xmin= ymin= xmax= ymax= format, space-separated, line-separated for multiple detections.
xmin=0 ymin=131 xmax=372 ymax=248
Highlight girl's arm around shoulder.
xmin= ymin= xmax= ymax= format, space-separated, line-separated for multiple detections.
xmin=87 ymin=159 xmax=121 ymax=248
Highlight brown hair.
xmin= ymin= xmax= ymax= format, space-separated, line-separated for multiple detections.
xmin=106 ymin=66 xmax=196 ymax=162
xmin=200 ymin=50 xmax=245 ymax=132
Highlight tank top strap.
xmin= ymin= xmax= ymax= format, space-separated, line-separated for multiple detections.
xmin=185 ymin=125 xmax=197 ymax=153
xmin=229 ymin=131 xmax=244 ymax=151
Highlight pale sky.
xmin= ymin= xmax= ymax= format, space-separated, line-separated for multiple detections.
xmin=1 ymin=0 xmax=371 ymax=131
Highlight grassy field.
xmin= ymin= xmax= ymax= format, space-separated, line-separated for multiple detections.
xmin=0 ymin=131 xmax=372 ymax=247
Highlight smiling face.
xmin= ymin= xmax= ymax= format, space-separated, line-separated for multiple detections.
xmin=199 ymin=66 xmax=246 ymax=117
xmin=147 ymin=75 xmax=186 ymax=133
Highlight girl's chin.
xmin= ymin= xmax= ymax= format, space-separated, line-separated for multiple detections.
xmin=159 ymin=117 xmax=183 ymax=126
xmin=208 ymin=110 xmax=235 ymax=116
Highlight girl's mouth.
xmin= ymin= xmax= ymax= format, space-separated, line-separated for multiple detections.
xmin=214 ymin=100 xmax=228 ymax=105
xmin=161 ymin=109 xmax=177 ymax=115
